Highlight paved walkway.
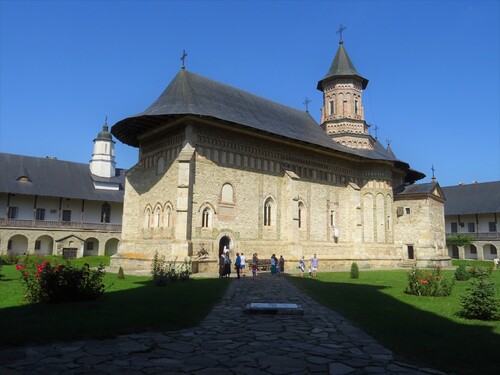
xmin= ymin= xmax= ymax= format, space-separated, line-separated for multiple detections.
xmin=0 ymin=272 xmax=448 ymax=375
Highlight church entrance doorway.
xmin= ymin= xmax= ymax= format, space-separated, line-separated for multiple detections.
xmin=219 ymin=236 xmax=231 ymax=256
xmin=407 ymin=245 xmax=414 ymax=260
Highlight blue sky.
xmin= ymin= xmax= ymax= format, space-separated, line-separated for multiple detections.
xmin=1 ymin=0 xmax=499 ymax=187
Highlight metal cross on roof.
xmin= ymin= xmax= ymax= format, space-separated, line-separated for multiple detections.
xmin=303 ymin=97 xmax=311 ymax=113
xmin=337 ymin=24 xmax=346 ymax=42
xmin=386 ymin=138 xmax=391 ymax=147
xmin=180 ymin=50 xmax=188 ymax=70
xmin=431 ymin=165 xmax=436 ymax=179
xmin=372 ymin=124 xmax=379 ymax=139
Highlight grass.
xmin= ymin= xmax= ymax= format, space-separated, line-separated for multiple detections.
xmin=0 ymin=259 xmax=229 ymax=347
xmin=289 ymin=265 xmax=500 ymax=375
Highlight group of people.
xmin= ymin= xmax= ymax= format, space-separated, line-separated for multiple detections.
xmin=299 ymin=254 xmax=319 ymax=277
xmin=219 ymin=248 xmax=260 ymax=279
xmin=270 ymin=254 xmax=285 ymax=275
xmin=219 ymin=248 xmax=319 ymax=279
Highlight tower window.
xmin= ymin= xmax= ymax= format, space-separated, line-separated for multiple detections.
xmin=202 ymin=208 xmax=211 ymax=228
xmin=329 ymin=100 xmax=334 ymax=115
xmin=354 ymin=100 xmax=358 ymax=115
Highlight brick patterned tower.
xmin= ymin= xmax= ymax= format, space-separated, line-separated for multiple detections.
xmin=317 ymin=38 xmax=375 ymax=149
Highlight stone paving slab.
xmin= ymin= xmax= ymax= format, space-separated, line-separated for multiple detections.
xmin=0 ymin=273 xmax=450 ymax=374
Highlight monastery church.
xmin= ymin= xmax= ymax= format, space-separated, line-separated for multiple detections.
xmin=110 ymin=38 xmax=451 ymax=272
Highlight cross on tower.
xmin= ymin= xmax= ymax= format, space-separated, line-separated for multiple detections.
xmin=180 ymin=50 xmax=188 ymax=70
xmin=386 ymin=139 xmax=391 ymax=147
xmin=373 ymin=124 xmax=379 ymax=139
xmin=431 ymin=165 xmax=436 ymax=179
xmin=337 ymin=24 xmax=346 ymax=43
xmin=303 ymin=97 xmax=311 ymax=113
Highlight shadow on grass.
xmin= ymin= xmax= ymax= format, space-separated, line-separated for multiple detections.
xmin=290 ymin=276 xmax=500 ymax=375
xmin=0 ymin=276 xmax=230 ymax=348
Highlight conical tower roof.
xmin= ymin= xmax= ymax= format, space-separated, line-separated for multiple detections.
xmin=317 ymin=41 xmax=368 ymax=90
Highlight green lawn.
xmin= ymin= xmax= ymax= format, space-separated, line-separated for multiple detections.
xmin=289 ymin=266 xmax=500 ymax=375
xmin=0 ymin=260 xmax=229 ymax=347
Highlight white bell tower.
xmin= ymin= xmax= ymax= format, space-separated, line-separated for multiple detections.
xmin=89 ymin=120 xmax=116 ymax=178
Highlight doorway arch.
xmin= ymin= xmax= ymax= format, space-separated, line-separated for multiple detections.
xmin=219 ymin=235 xmax=232 ymax=256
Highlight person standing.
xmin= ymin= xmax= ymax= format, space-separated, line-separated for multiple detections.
xmin=270 ymin=254 xmax=277 ymax=275
xmin=299 ymin=256 xmax=305 ymax=277
xmin=252 ymin=253 xmax=258 ymax=278
xmin=235 ymin=252 xmax=241 ymax=279
xmin=219 ymin=253 xmax=226 ymax=277
xmin=279 ymin=255 xmax=285 ymax=275
xmin=224 ymin=252 xmax=231 ymax=278
xmin=240 ymin=252 xmax=246 ymax=277
xmin=310 ymin=254 xmax=319 ymax=278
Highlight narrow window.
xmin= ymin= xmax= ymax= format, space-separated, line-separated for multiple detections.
xmin=202 ymin=208 xmax=210 ymax=228
xmin=145 ymin=208 xmax=151 ymax=228
xmin=488 ymin=222 xmax=497 ymax=232
xmin=450 ymin=222 xmax=458 ymax=233
xmin=165 ymin=206 xmax=172 ymax=228
xmin=329 ymin=100 xmax=334 ymax=115
xmin=101 ymin=203 xmax=111 ymax=223
xmin=298 ymin=202 xmax=304 ymax=229
xmin=8 ymin=240 xmax=12 ymax=250
xmin=35 ymin=240 xmax=41 ymax=250
xmin=354 ymin=100 xmax=358 ymax=115
xmin=154 ymin=207 xmax=161 ymax=228
xmin=405 ymin=207 xmax=411 ymax=215
xmin=467 ymin=223 xmax=475 ymax=233
xmin=264 ymin=201 xmax=272 ymax=226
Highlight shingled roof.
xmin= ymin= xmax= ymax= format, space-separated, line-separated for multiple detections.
xmin=111 ymin=70 xmax=402 ymax=165
xmin=442 ymin=181 xmax=500 ymax=215
xmin=0 ymin=153 xmax=125 ymax=202
xmin=317 ymin=41 xmax=368 ymax=90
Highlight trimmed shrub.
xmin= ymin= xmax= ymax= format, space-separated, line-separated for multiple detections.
xmin=459 ymin=269 xmax=499 ymax=320
xmin=469 ymin=266 xmax=493 ymax=278
xmin=350 ymin=262 xmax=359 ymax=279
xmin=454 ymin=264 xmax=471 ymax=281
xmin=406 ymin=265 xmax=454 ymax=297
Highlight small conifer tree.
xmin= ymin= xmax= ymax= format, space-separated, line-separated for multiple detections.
xmin=459 ymin=269 xmax=499 ymax=320
xmin=117 ymin=266 xmax=125 ymax=279
xmin=350 ymin=262 xmax=359 ymax=279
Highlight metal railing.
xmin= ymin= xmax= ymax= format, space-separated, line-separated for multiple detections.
xmin=0 ymin=218 xmax=122 ymax=232
xmin=446 ymin=232 xmax=499 ymax=241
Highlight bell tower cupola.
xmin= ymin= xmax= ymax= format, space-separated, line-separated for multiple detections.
xmin=317 ymin=27 xmax=375 ymax=150
xmin=89 ymin=118 xmax=116 ymax=178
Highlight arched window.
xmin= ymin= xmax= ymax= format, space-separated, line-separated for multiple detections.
xmin=101 ymin=202 xmax=111 ymax=223
xmin=164 ymin=204 xmax=172 ymax=228
xmin=298 ymin=202 xmax=305 ymax=229
xmin=264 ymin=197 xmax=276 ymax=227
xmin=202 ymin=208 xmax=211 ymax=228
xmin=221 ymin=183 xmax=234 ymax=203
xmin=144 ymin=207 xmax=151 ymax=228
xmin=154 ymin=206 xmax=162 ymax=228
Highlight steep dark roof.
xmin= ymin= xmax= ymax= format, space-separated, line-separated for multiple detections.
xmin=0 ymin=153 xmax=125 ymax=202
xmin=442 ymin=181 xmax=500 ymax=215
xmin=111 ymin=70 xmax=399 ymax=164
xmin=317 ymin=42 xmax=368 ymax=90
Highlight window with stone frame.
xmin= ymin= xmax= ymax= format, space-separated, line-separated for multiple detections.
xmin=202 ymin=207 xmax=211 ymax=228
xmin=263 ymin=197 xmax=276 ymax=227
